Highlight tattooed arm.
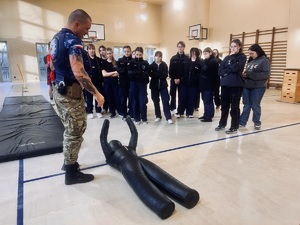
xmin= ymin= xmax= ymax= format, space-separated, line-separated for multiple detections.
xmin=69 ymin=54 xmax=104 ymax=106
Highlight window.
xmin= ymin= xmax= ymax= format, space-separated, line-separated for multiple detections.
xmin=145 ymin=48 xmax=156 ymax=64
xmin=36 ymin=43 xmax=49 ymax=81
xmin=0 ymin=41 xmax=11 ymax=82
xmin=114 ymin=46 xmax=124 ymax=60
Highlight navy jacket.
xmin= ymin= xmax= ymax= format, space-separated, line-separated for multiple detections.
xmin=149 ymin=61 xmax=169 ymax=90
xmin=169 ymin=53 xmax=189 ymax=79
xmin=199 ymin=55 xmax=219 ymax=91
xmin=128 ymin=58 xmax=149 ymax=84
xmin=117 ymin=56 xmax=132 ymax=88
xmin=181 ymin=59 xmax=201 ymax=87
xmin=218 ymin=52 xmax=247 ymax=87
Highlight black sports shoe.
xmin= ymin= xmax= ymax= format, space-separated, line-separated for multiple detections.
xmin=254 ymin=124 xmax=261 ymax=130
xmin=201 ymin=119 xmax=212 ymax=122
xmin=198 ymin=116 xmax=205 ymax=120
xmin=215 ymin=125 xmax=225 ymax=131
xmin=225 ymin=128 xmax=237 ymax=134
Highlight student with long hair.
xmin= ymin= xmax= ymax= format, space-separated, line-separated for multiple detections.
xmin=215 ymin=39 xmax=247 ymax=134
xmin=239 ymin=44 xmax=270 ymax=130
xmin=213 ymin=48 xmax=222 ymax=109
xmin=176 ymin=47 xmax=201 ymax=118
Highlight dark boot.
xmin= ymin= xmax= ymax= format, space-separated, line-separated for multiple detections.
xmin=61 ymin=161 xmax=80 ymax=171
xmin=65 ymin=163 xmax=94 ymax=185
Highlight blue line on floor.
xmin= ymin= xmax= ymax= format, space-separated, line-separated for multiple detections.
xmin=17 ymin=159 xmax=24 ymax=225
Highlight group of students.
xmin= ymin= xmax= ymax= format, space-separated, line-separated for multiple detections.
xmin=47 ymin=38 xmax=270 ymax=134
xmin=82 ymin=39 xmax=270 ymax=133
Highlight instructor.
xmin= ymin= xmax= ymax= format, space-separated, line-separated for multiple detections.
xmin=51 ymin=9 xmax=104 ymax=185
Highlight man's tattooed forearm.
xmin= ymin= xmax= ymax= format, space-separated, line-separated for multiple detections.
xmin=78 ymin=76 xmax=97 ymax=94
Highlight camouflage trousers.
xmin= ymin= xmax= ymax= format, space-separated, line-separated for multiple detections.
xmin=53 ymin=85 xmax=87 ymax=165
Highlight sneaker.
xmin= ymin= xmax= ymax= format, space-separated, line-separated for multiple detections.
xmin=135 ymin=121 xmax=141 ymax=125
xmin=239 ymin=124 xmax=245 ymax=128
xmin=154 ymin=118 xmax=161 ymax=123
xmin=198 ymin=116 xmax=205 ymax=120
xmin=171 ymin=109 xmax=177 ymax=116
xmin=215 ymin=125 xmax=225 ymax=131
xmin=254 ymin=124 xmax=261 ymax=130
xmin=142 ymin=121 xmax=148 ymax=125
xmin=187 ymin=115 xmax=193 ymax=118
xmin=110 ymin=114 xmax=116 ymax=118
xmin=96 ymin=113 xmax=103 ymax=118
xmin=87 ymin=113 xmax=94 ymax=119
xmin=101 ymin=109 xmax=107 ymax=114
xmin=201 ymin=118 xmax=212 ymax=122
xmin=175 ymin=113 xmax=181 ymax=118
xmin=225 ymin=128 xmax=237 ymax=134
xmin=167 ymin=119 xmax=173 ymax=124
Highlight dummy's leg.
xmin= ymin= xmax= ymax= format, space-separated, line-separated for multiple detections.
xmin=139 ymin=157 xmax=200 ymax=209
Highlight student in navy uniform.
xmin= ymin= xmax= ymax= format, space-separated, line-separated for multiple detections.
xmin=51 ymin=9 xmax=104 ymax=185
xmin=213 ymin=48 xmax=222 ymax=109
xmin=116 ymin=45 xmax=132 ymax=119
xmin=128 ymin=47 xmax=149 ymax=125
xmin=169 ymin=41 xmax=189 ymax=115
xmin=102 ymin=47 xmax=120 ymax=118
xmin=215 ymin=39 xmax=247 ymax=134
xmin=176 ymin=48 xmax=201 ymax=118
xmin=149 ymin=51 xmax=173 ymax=124
xmin=98 ymin=45 xmax=109 ymax=114
xmin=194 ymin=48 xmax=203 ymax=112
xmin=83 ymin=44 xmax=104 ymax=119
xmin=198 ymin=47 xmax=219 ymax=122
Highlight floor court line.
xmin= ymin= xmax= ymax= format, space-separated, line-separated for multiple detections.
xmin=16 ymin=122 xmax=300 ymax=225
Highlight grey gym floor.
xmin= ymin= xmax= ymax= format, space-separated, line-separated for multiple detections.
xmin=0 ymin=81 xmax=299 ymax=225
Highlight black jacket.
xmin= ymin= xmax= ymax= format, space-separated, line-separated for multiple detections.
xmin=181 ymin=59 xmax=201 ymax=87
xmin=169 ymin=53 xmax=189 ymax=79
xmin=128 ymin=58 xmax=149 ymax=83
xmin=83 ymin=52 xmax=103 ymax=85
xmin=199 ymin=56 xmax=219 ymax=91
xmin=116 ymin=56 xmax=132 ymax=87
xmin=149 ymin=61 xmax=168 ymax=90
xmin=218 ymin=52 xmax=246 ymax=87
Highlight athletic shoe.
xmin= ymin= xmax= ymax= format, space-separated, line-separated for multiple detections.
xmin=215 ymin=125 xmax=225 ymax=131
xmin=135 ymin=121 xmax=141 ymax=125
xmin=171 ymin=109 xmax=177 ymax=116
xmin=101 ymin=109 xmax=107 ymax=114
xmin=225 ymin=128 xmax=237 ymax=134
xmin=154 ymin=118 xmax=161 ymax=123
xmin=142 ymin=121 xmax=148 ymax=125
xmin=96 ymin=113 xmax=103 ymax=118
xmin=87 ymin=113 xmax=94 ymax=119
xmin=201 ymin=118 xmax=212 ymax=122
xmin=254 ymin=124 xmax=261 ymax=130
xmin=187 ymin=115 xmax=193 ymax=118
xmin=167 ymin=119 xmax=173 ymax=124
xmin=175 ymin=113 xmax=181 ymax=118
xmin=239 ymin=124 xmax=245 ymax=128
xmin=198 ymin=116 xmax=205 ymax=120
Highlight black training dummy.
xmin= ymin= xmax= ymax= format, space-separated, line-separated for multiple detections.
xmin=100 ymin=116 xmax=200 ymax=219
